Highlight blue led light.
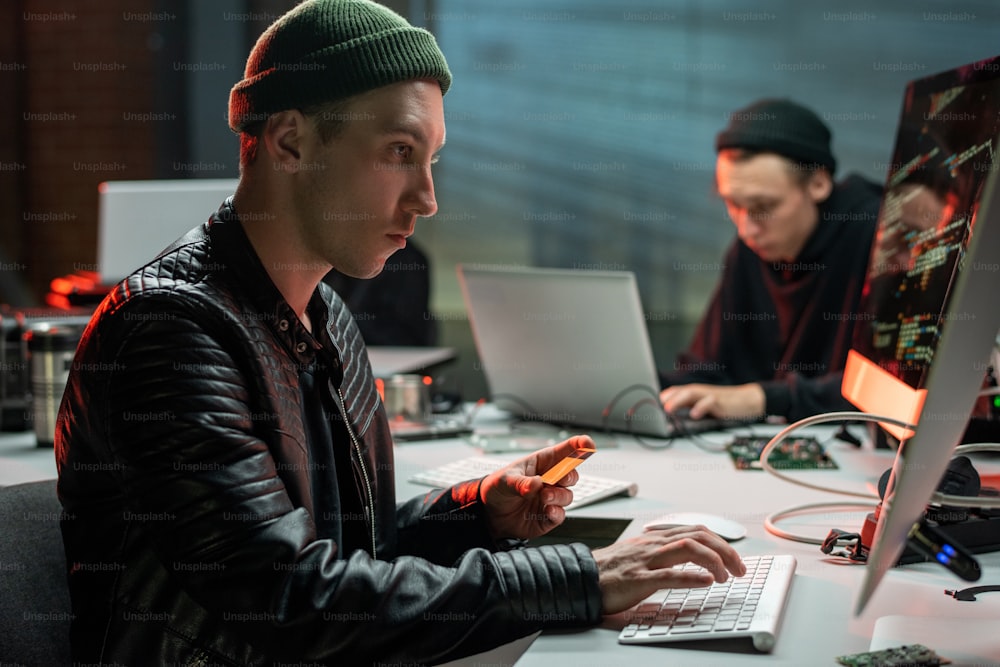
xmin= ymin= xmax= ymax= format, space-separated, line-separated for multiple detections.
xmin=936 ymin=553 xmax=950 ymax=565
xmin=942 ymin=544 xmax=957 ymax=557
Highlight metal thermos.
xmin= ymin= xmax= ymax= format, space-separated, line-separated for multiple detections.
xmin=382 ymin=374 xmax=432 ymax=422
xmin=25 ymin=322 xmax=83 ymax=447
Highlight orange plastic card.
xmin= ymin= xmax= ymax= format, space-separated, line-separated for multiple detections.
xmin=540 ymin=447 xmax=596 ymax=484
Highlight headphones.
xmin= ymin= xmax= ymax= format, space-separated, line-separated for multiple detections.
xmin=877 ymin=455 xmax=986 ymax=523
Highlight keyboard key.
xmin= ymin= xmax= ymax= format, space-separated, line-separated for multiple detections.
xmin=617 ymin=554 xmax=796 ymax=654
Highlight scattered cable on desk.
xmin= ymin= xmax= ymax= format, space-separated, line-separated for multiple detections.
xmin=757 ymin=411 xmax=918 ymax=545
xmin=761 ymin=412 xmax=1000 ymax=504
xmin=757 ymin=410 xmax=1000 ymax=545
xmin=603 ymin=383 xmax=746 ymax=452
xmin=765 ymin=502 xmax=879 ymax=547
xmin=945 ymin=584 xmax=1000 ymax=601
xmin=664 ymin=407 xmax=742 ymax=453
xmin=603 ymin=384 xmax=730 ymax=451
xmin=758 ymin=411 xmax=916 ymax=499
xmin=601 ymin=384 xmax=674 ymax=450
xmin=623 ymin=397 xmax=674 ymax=451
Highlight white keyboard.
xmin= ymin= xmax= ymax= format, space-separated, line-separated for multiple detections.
xmin=409 ymin=456 xmax=638 ymax=511
xmin=618 ymin=554 xmax=796 ymax=653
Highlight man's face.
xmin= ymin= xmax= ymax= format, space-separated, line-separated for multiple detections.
xmin=292 ymin=79 xmax=446 ymax=279
xmin=715 ymin=152 xmax=827 ymax=263
xmin=876 ymin=183 xmax=957 ymax=274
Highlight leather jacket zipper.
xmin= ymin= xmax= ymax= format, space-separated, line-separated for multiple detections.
xmin=336 ymin=387 xmax=377 ymax=559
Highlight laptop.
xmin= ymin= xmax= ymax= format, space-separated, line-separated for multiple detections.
xmin=97 ymin=179 xmax=238 ymax=284
xmin=458 ymin=265 xmax=731 ymax=439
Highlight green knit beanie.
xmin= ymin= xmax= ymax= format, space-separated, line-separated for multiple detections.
xmin=228 ymin=0 xmax=451 ymax=133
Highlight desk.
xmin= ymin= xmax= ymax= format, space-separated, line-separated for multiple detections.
xmin=0 ymin=431 xmax=57 ymax=485
xmin=6 ymin=422 xmax=1000 ymax=665
xmin=393 ymin=422 xmax=1000 ymax=666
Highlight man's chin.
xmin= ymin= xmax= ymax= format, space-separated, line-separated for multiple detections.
xmin=749 ymin=246 xmax=778 ymax=262
xmin=337 ymin=260 xmax=389 ymax=280
xmin=360 ymin=265 xmax=387 ymax=280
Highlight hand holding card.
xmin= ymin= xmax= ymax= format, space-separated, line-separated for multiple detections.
xmin=540 ymin=447 xmax=596 ymax=485
xmin=479 ymin=436 xmax=596 ymax=540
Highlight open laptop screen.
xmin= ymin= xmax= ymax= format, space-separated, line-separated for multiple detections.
xmin=97 ymin=179 xmax=238 ymax=284
xmin=458 ymin=265 xmax=670 ymax=438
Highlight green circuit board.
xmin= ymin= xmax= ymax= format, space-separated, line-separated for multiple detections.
xmin=836 ymin=643 xmax=949 ymax=666
xmin=726 ymin=435 xmax=838 ymax=471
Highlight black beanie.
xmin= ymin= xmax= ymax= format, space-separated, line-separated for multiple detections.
xmin=715 ymin=98 xmax=836 ymax=174
xmin=229 ymin=0 xmax=451 ymax=133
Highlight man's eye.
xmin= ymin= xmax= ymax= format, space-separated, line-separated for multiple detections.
xmin=392 ymin=145 xmax=412 ymax=159
xmin=750 ymin=204 xmax=776 ymax=218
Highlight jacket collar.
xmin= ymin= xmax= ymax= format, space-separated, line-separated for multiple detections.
xmin=208 ymin=197 xmax=325 ymax=368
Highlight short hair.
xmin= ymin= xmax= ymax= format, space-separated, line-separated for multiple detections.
xmin=238 ymin=97 xmax=351 ymax=169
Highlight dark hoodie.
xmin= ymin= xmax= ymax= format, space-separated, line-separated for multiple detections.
xmin=661 ymin=174 xmax=884 ymax=421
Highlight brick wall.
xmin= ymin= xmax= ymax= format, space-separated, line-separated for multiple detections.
xmin=5 ymin=0 xmax=162 ymax=304
xmin=1 ymin=0 xmax=405 ymax=305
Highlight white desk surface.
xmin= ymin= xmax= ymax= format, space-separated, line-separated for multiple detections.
xmin=6 ymin=416 xmax=1000 ymax=666
xmin=393 ymin=420 xmax=1000 ymax=666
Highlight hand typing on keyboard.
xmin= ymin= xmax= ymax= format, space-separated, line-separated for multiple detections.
xmin=593 ymin=526 xmax=747 ymax=615
xmin=617 ymin=554 xmax=796 ymax=652
xmin=478 ymin=435 xmax=592 ymax=541
xmin=660 ymin=382 xmax=766 ymax=420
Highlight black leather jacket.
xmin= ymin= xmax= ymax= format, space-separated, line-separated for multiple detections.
xmin=55 ymin=201 xmax=602 ymax=666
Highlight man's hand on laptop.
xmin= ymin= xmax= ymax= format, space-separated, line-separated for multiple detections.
xmin=660 ymin=383 xmax=765 ymax=420
xmin=479 ymin=435 xmax=593 ymax=540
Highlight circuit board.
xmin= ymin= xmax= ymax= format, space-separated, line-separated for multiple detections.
xmin=836 ymin=643 xmax=950 ymax=666
xmin=726 ymin=435 xmax=838 ymax=471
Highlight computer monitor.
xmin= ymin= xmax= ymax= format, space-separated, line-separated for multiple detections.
xmin=842 ymin=53 xmax=1000 ymax=614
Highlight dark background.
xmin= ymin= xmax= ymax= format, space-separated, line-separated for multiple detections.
xmin=2 ymin=0 xmax=997 ymax=399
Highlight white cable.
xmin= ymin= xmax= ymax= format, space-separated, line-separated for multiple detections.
xmin=757 ymin=410 xmax=916 ymax=500
xmin=751 ymin=411 xmax=912 ymax=543
xmin=764 ymin=501 xmax=878 ymax=545
xmin=758 ymin=411 xmax=1000 ymax=543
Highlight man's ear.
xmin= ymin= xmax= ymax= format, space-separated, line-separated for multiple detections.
xmin=807 ymin=169 xmax=834 ymax=204
xmin=261 ymin=110 xmax=308 ymax=172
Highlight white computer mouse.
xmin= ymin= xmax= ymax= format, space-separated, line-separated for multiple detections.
xmin=643 ymin=512 xmax=748 ymax=541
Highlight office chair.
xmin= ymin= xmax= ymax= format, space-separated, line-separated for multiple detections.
xmin=0 ymin=479 xmax=72 ymax=664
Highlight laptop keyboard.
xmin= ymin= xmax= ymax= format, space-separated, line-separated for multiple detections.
xmin=409 ymin=456 xmax=638 ymax=511
xmin=618 ymin=554 xmax=796 ymax=653
xmin=661 ymin=411 xmax=758 ymax=438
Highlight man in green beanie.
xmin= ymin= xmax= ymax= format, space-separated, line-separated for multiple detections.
xmin=659 ymin=98 xmax=883 ymax=423
xmin=55 ymin=1 xmax=743 ymax=664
